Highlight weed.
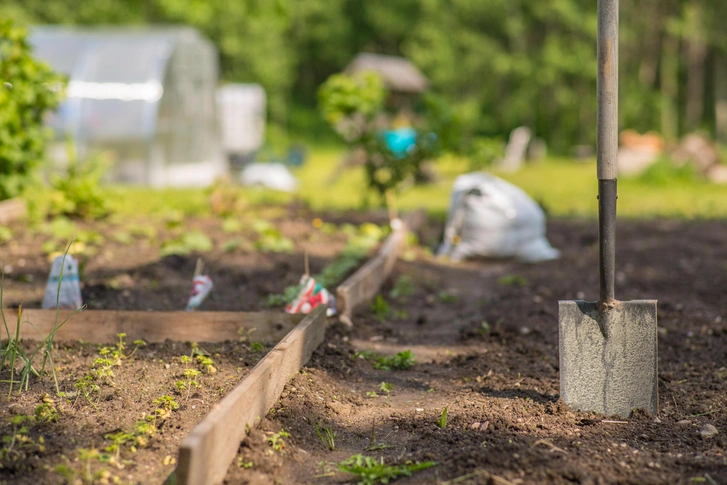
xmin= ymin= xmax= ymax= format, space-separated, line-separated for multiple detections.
xmin=379 ymin=382 xmax=393 ymax=394
xmin=160 ymin=231 xmax=213 ymax=257
xmin=48 ymin=148 xmax=112 ymax=220
xmin=238 ymin=457 xmax=254 ymax=468
xmin=371 ymin=295 xmax=390 ymax=322
xmin=253 ymin=221 xmax=294 ymax=253
xmin=153 ymin=395 xmax=180 ymax=420
xmin=354 ymin=350 xmax=415 ymax=371
xmin=438 ymin=406 xmax=449 ymax=429
xmin=0 ymin=244 xmax=81 ymax=395
xmin=497 ymin=274 xmax=528 ymax=287
xmin=337 ymin=454 xmax=436 ymax=485
xmin=176 ymin=368 xmax=201 ymax=401
xmin=250 ymin=341 xmax=265 ymax=353
xmin=389 ymin=275 xmax=415 ymax=300
xmin=315 ymin=423 xmax=336 ymax=451
xmin=268 ymin=430 xmax=291 ymax=452
xmin=375 ymin=351 xmax=415 ymax=371
xmin=366 ymin=391 xmax=378 ymax=398
xmin=74 ymin=375 xmax=100 ymax=408
xmin=478 ymin=321 xmax=492 ymax=336
xmin=34 ymin=397 xmax=59 ymax=423
xmin=0 ymin=414 xmax=45 ymax=467
xmin=437 ymin=290 xmax=459 ymax=303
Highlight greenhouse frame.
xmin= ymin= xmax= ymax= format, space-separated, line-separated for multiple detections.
xmin=30 ymin=27 xmax=225 ymax=187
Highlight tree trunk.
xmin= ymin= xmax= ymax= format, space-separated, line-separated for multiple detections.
xmin=661 ymin=33 xmax=679 ymax=142
xmin=716 ymin=53 xmax=727 ymax=144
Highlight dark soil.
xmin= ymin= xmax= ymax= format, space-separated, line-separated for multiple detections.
xmin=2 ymin=214 xmax=726 ymax=485
xmin=228 ymin=218 xmax=727 ymax=485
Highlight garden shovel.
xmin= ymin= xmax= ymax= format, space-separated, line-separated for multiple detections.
xmin=558 ymin=0 xmax=658 ymax=418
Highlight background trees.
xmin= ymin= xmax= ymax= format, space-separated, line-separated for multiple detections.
xmin=2 ymin=0 xmax=724 ymax=151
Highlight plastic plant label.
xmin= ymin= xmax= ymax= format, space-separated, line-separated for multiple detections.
xmin=42 ymin=255 xmax=83 ymax=310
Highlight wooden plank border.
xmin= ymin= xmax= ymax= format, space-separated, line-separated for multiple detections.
xmin=336 ymin=209 xmax=425 ymax=325
xmin=176 ymin=305 xmax=327 ymax=485
xmin=1 ymin=309 xmax=302 ymax=345
xmin=0 ymin=198 xmax=27 ymax=225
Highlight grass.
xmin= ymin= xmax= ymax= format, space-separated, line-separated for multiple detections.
xmin=337 ymin=454 xmax=436 ymax=485
xmin=20 ymin=146 xmax=727 ymax=221
xmin=355 ymin=350 xmax=416 ymax=371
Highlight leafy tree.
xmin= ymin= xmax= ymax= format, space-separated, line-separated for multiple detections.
xmin=0 ymin=17 xmax=65 ymax=200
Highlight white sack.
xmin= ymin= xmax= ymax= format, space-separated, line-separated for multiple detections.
xmin=437 ymin=172 xmax=559 ymax=263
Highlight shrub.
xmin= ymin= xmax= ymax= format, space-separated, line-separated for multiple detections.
xmin=0 ymin=18 xmax=65 ymax=201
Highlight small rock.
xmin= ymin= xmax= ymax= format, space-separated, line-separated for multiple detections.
xmin=653 ymin=417 xmax=662 ymax=424
xmin=519 ymin=327 xmax=532 ymax=336
xmin=415 ymin=408 xmax=424 ymax=413
xmin=700 ymin=424 xmax=718 ymax=439
xmin=480 ymin=421 xmax=490 ymax=432
xmin=470 ymin=422 xmax=481 ymax=430
xmin=677 ymin=419 xmax=691 ymax=426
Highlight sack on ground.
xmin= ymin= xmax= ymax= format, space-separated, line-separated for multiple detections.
xmin=437 ymin=172 xmax=559 ymax=263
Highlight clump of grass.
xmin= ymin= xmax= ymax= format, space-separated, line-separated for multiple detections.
xmin=1 ymin=243 xmax=82 ymax=396
xmin=315 ymin=423 xmax=336 ymax=451
xmin=337 ymin=454 xmax=436 ymax=485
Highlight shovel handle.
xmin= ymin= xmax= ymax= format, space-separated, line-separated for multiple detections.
xmin=597 ymin=0 xmax=618 ymax=181
xmin=598 ymin=0 xmax=618 ymax=304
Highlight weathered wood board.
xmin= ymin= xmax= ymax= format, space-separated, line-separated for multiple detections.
xmin=0 ymin=309 xmax=302 ymax=345
xmin=176 ymin=305 xmax=327 ymax=485
xmin=336 ymin=209 xmax=425 ymax=323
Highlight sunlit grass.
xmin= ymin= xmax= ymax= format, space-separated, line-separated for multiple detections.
xmin=97 ymin=149 xmax=727 ymax=220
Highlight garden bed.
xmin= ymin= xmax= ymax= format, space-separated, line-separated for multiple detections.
xmin=228 ymin=218 xmax=727 ymax=485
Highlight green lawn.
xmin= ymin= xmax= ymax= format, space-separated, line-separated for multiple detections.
xmin=104 ymin=150 xmax=727 ymax=220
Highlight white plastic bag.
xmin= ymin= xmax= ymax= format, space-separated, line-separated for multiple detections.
xmin=42 ymin=255 xmax=83 ymax=310
xmin=437 ymin=172 xmax=559 ymax=263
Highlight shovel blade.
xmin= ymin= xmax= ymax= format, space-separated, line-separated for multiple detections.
xmin=558 ymin=300 xmax=658 ymax=418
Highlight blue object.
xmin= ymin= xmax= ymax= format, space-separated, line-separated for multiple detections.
xmin=383 ymin=128 xmax=417 ymax=158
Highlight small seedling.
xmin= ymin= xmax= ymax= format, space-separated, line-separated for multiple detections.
xmin=497 ymin=274 xmax=528 ymax=287
xmin=337 ymin=454 xmax=436 ymax=485
xmin=389 ymin=275 xmax=415 ymax=300
xmin=250 ymin=341 xmax=265 ymax=353
xmin=438 ymin=290 xmax=458 ymax=303
xmin=238 ymin=457 xmax=254 ymax=468
xmin=379 ymin=382 xmax=393 ymax=394
xmin=34 ymin=400 xmax=59 ymax=423
xmin=478 ymin=321 xmax=491 ymax=336
xmin=314 ymin=423 xmax=336 ymax=451
xmin=371 ymin=295 xmax=391 ymax=322
xmin=438 ymin=405 xmax=449 ymax=429
xmin=366 ymin=391 xmax=378 ymax=398
xmin=268 ymin=430 xmax=291 ymax=452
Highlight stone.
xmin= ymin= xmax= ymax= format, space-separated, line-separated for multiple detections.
xmin=700 ymin=424 xmax=718 ymax=439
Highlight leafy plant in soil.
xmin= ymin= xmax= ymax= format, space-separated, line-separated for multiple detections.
xmin=438 ymin=406 xmax=449 ymax=429
xmin=160 ymin=231 xmax=213 ymax=257
xmin=268 ymin=430 xmax=291 ymax=452
xmin=337 ymin=454 xmax=436 ymax=485
xmin=355 ymin=350 xmax=416 ymax=371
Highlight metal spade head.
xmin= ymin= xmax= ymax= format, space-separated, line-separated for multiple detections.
xmin=558 ymin=300 xmax=658 ymax=417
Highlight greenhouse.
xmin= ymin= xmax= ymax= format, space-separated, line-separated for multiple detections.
xmin=30 ymin=27 xmax=225 ymax=187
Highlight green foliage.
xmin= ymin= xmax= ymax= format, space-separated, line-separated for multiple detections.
xmin=315 ymin=422 xmax=336 ymax=451
xmin=438 ymin=405 xmax=449 ymax=428
xmin=268 ymin=430 xmax=291 ymax=452
xmin=0 ymin=226 xmax=12 ymax=244
xmin=337 ymin=454 xmax=436 ymax=485
xmin=160 ymin=231 xmax=213 ymax=257
xmin=389 ymin=276 xmax=415 ymax=301
xmin=48 ymin=149 xmax=112 ymax=220
xmin=497 ymin=274 xmax=528 ymax=287
xmin=370 ymin=295 xmax=390 ymax=322
xmin=0 ymin=18 xmax=64 ymax=201
xmin=252 ymin=220 xmax=294 ymax=253
xmin=356 ymin=350 xmax=416 ymax=371
xmin=319 ymin=72 xmax=454 ymax=202
xmin=638 ymin=157 xmax=700 ymax=186
xmin=379 ymin=382 xmax=393 ymax=394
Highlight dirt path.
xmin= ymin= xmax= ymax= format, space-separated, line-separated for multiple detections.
xmin=229 ymin=219 xmax=727 ymax=485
